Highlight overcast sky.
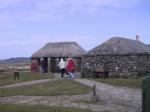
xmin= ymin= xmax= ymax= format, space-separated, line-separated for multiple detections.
xmin=0 ymin=0 xmax=150 ymax=59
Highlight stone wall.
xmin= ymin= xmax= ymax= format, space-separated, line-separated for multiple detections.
xmin=81 ymin=53 xmax=150 ymax=78
xmin=73 ymin=57 xmax=82 ymax=72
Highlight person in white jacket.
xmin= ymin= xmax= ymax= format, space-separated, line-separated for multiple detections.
xmin=58 ymin=58 xmax=66 ymax=78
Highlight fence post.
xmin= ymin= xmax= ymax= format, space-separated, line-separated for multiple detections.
xmin=14 ymin=71 xmax=19 ymax=80
xmin=90 ymin=84 xmax=99 ymax=102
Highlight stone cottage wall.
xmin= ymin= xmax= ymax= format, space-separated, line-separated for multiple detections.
xmin=81 ymin=53 xmax=150 ymax=78
xmin=73 ymin=57 xmax=82 ymax=72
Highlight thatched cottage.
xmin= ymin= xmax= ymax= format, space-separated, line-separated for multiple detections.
xmin=31 ymin=42 xmax=87 ymax=73
xmin=81 ymin=37 xmax=150 ymax=78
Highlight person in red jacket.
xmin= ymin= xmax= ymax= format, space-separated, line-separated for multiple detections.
xmin=66 ymin=58 xmax=75 ymax=79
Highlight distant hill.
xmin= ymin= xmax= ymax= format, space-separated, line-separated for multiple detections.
xmin=0 ymin=57 xmax=30 ymax=65
xmin=0 ymin=60 xmax=4 ymax=63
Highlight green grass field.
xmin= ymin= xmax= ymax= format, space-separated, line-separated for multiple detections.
xmin=94 ymin=78 xmax=142 ymax=88
xmin=0 ymin=104 xmax=94 ymax=112
xmin=0 ymin=79 xmax=91 ymax=96
xmin=0 ymin=72 xmax=53 ymax=86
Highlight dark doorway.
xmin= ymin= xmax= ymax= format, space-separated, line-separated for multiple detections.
xmin=50 ymin=58 xmax=57 ymax=73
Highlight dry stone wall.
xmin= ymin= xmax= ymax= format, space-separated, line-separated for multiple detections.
xmin=81 ymin=53 xmax=150 ymax=78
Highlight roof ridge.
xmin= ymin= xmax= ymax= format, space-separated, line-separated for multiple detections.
xmin=32 ymin=42 xmax=87 ymax=58
xmin=89 ymin=37 xmax=150 ymax=54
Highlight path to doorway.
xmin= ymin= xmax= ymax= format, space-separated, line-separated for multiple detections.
xmin=0 ymin=79 xmax=53 ymax=89
xmin=75 ymin=79 xmax=142 ymax=112
xmin=0 ymin=73 xmax=62 ymax=89
xmin=0 ymin=73 xmax=142 ymax=112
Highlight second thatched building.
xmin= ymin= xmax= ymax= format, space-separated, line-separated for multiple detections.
xmin=81 ymin=37 xmax=150 ymax=78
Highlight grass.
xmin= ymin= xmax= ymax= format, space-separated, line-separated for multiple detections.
xmin=93 ymin=78 xmax=142 ymax=88
xmin=0 ymin=104 xmax=94 ymax=112
xmin=0 ymin=79 xmax=91 ymax=96
xmin=0 ymin=72 xmax=53 ymax=86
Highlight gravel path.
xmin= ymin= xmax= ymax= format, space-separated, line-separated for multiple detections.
xmin=75 ymin=79 xmax=142 ymax=112
xmin=0 ymin=76 xmax=142 ymax=112
xmin=0 ymin=73 xmax=62 ymax=89
xmin=0 ymin=79 xmax=53 ymax=89
xmin=0 ymin=94 xmax=131 ymax=112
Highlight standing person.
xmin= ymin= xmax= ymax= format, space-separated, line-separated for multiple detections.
xmin=58 ymin=58 xmax=66 ymax=78
xmin=65 ymin=58 xmax=70 ymax=78
xmin=40 ymin=59 xmax=45 ymax=73
xmin=67 ymin=58 xmax=75 ymax=79
xmin=39 ymin=59 xmax=45 ymax=78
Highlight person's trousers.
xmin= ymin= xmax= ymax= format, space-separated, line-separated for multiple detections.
xmin=60 ymin=69 xmax=65 ymax=78
xmin=68 ymin=72 xmax=74 ymax=79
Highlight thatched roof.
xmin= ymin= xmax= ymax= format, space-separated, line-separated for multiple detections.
xmin=88 ymin=37 xmax=150 ymax=54
xmin=32 ymin=42 xmax=87 ymax=58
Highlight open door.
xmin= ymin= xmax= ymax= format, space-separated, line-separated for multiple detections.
xmin=50 ymin=58 xmax=57 ymax=73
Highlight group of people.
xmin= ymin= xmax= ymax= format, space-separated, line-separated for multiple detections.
xmin=58 ymin=58 xmax=75 ymax=79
